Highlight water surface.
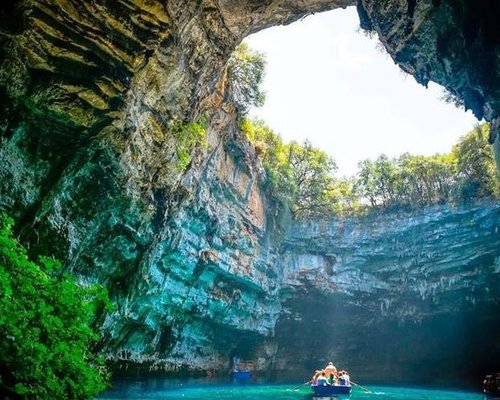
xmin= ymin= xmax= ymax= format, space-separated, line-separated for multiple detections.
xmin=100 ymin=380 xmax=487 ymax=400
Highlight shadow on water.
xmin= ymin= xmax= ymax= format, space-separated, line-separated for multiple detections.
xmin=98 ymin=378 xmax=488 ymax=400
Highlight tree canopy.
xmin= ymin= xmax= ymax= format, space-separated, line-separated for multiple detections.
xmin=0 ymin=213 xmax=110 ymax=399
xmin=452 ymin=123 xmax=499 ymax=199
xmin=242 ymin=120 xmax=499 ymax=219
xmin=241 ymin=119 xmax=345 ymax=218
xmin=354 ymin=124 xmax=499 ymax=210
xmin=227 ymin=43 xmax=266 ymax=113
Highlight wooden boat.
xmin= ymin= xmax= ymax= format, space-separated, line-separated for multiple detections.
xmin=311 ymin=384 xmax=351 ymax=396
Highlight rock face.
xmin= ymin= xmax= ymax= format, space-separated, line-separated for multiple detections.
xmin=99 ymin=131 xmax=289 ymax=373
xmin=275 ymin=203 xmax=500 ymax=382
xmin=0 ymin=0 xmax=499 ymax=382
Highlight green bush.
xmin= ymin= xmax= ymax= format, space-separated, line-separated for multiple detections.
xmin=241 ymin=118 xmax=348 ymax=218
xmin=170 ymin=116 xmax=207 ymax=172
xmin=0 ymin=213 xmax=110 ymax=399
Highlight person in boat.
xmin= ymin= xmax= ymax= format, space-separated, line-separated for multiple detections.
xmin=339 ymin=370 xmax=350 ymax=386
xmin=311 ymin=370 xmax=321 ymax=386
xmin=483 ymin=373 xmax=500 ymax=395
xmin=316 ymin=371 xmax=329 ymax=386
xmin=327 ymin=372 xmax=337 ymax=386
xmin=325 ymin=362 xmax=337 ymax=379
xmin=338 ymin=370 xmax=346 ymax=385
xmin=232 ymin=356 xmax=241 ymax=372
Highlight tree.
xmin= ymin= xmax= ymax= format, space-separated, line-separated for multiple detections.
xmin=357 ymin=152 xmax=458 ymax=210
xmin=452 ymin=123 xmax=500 ymax=199
xmin=328 ymin=177 xmax=363 ymax=215
xmin=373 ymin=154 xmax=399 ymax=206
xmin=287 ymin=140 xmax=338 ymax=218
xmin=396 ymin=153 xmax=455 ymax=207
xmin=440 ymin=87 xmax=465 ymax=110
xmin=227 ymin=43 xmax=266 ymax=113
xmin=241 ymin=119 xmax=339 ymax=218
xmin=357 ymin=159 xmax=379 ymax=207
xmin=0 ymin=213 xmax=110 ymax=399
xmin=240 ymin=118 xmax=295 ymax=203
xmin=244 ymin=118 xmax=498 ymax=217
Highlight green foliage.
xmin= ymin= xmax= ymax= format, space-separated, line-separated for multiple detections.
xmin=170 ymin=116 xmax=207 ymax=171
xmin=355 ymin=124 xmax=499 ymax=210
xmin=287 ymin=140 xmax=338 ymax=217
xmin=329 ymin=177 xmax=363 ymax=215
xmin=356 ymin=153 xmax=457 ymax=209
xmin=227 ymin=43 xmax=266 ymax=113
xmin=241 ymin=118 xmax=344 ymax=218
xmin=240 ymin=118 xmax=294 ymax=200
xmin=452 ymin=123 xmax=500 ymax=199
xmin=440 ymin=87 xmax=465 ymax=110
xmin=0 ymin=213 xmax=110 ymax=399
xmin=243 ymin=119 xmax=498 ymax=218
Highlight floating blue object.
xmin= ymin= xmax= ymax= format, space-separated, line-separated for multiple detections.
xmin=311 ymin=384 xmax=351 ymax=396
xmin=232 ymin=370 xmax=252 ymax=382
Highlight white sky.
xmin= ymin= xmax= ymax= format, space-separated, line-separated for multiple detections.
xmin=245 ymin=7 xmax=478 ymax=177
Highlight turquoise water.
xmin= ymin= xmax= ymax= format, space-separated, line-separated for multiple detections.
xmin=99 ymin=380 xmax=488 ymax=400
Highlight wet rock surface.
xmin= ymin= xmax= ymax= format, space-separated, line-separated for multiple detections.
xmin=0 ymin=0 xmax=499 ymax=381
xmin=274 ymin=203 xmax=500 ymax=382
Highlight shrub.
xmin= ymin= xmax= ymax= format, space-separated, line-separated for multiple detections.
xmin=0 ymin=213 xmax=110 ymax=399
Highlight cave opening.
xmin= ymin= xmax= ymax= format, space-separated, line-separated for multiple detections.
xmin=243 ymin=7 xmax=478 ymax=177
xmin=228 ymin=5 xmax=500 ymax=386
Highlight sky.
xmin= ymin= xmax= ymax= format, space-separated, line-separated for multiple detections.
xmin=244 ymin=7 xmax=479 ymax=177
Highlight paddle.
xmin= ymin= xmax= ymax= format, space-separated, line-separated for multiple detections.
xmin=350 ymin=380 xmax=372 ymax=393
xmin=291 ymin=380 xmax=312 ymax=390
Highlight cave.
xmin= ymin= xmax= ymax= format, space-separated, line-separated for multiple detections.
xmin=0 ymin=0 xmax=499 ymax=391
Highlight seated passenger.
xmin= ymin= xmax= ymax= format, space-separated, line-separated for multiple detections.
xmin=311 ymin=370 xmax=321 ymax=386
xmin=338 ymin=370 xmax=346 ymax=385
xmin=327 ymin=373 xmax=337 ymax=386
xmin=316 ymin=371 xmax=328 ymax=386
xmin=325 ymin=362 xmax=337 ymax=378
xmin=341 ymin=370 xmax=350 ymax=386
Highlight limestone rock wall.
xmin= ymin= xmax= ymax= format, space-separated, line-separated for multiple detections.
xmin=274 ymin=204 xmax=500 ymax=382
xmin=101 ymin=127 xmax=287 ymax=373
xmin=282 ymin=203 xmax=500 ymax=318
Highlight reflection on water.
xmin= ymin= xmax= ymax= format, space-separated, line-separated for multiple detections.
xmin=99 ymin=379 xmax=486 ymax=400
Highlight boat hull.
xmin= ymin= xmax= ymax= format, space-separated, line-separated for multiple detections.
xmin=232 ymin=371 xmax=252 ymax=382
xmin=312 ymin=385 xmax=351 ymax=396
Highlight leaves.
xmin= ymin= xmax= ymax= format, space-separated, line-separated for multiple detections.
xmin=287 ymin=140 xmax=338 ymax=218
xmin=0 ymin=212 xmax=110 ymax=399
xmin=355 ymin=123 xmax=499 ymax=210
xmin=241 ymin=119 xmax=347 ymax=218
xmin=170 ymin=116 xmax=207 ymax=172
xmin=452 ymin=123 xmax=499 ymax=199
xmin=243 ymin=119 xmax=498 ymax=218
xmin=227 ymin=43 xmax=266 ymax=113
